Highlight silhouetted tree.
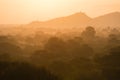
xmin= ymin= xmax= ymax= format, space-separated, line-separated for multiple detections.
xmin=96 ymin=46 xmax=120 ymax=80
xmin=108 ymin=34 xmax=120 ymax=44
xmin=81 ymin=26 xmax=96 ymax=39
xmin=107 ymin=33 xmax=120 ymax=51
xmin=31 ymin=50 xmax=54 ymax=65
xmin=44 ymin=37 xmax=67 ymax=60
xmin=0 ymin=62 xmax=60 ymax=80
xmin=0 ymin=35 xmax=22 ymax=61
xmin=66 ymin=58 xmax=101 ymax=80
xmin=66 ymin=38 xmax=94 ymax=58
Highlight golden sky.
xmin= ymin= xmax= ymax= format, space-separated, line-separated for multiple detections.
xmin=0 ymin=0 xmax=120 ymax=24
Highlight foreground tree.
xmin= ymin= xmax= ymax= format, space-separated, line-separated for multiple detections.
xmin=96 ymin=46 xmax=120 ymax=80
xmin=0 ymin=62 xmax=60 ymax=80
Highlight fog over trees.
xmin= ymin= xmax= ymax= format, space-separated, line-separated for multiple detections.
xmin=0 ymin=12 xmax=120 ymax=80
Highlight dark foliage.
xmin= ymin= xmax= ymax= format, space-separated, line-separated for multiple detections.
xmin=0 ymin=61 xmax=60 ymax=80
xmin=0 ymin=26 xmax=120 ymax=80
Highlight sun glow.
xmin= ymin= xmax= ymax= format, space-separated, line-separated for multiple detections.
xmin=27 ymin=0 xmax=65 ymax=11
xmin=0 ymin=0 xmax=120 ymax=24
xmin=39 ymin=0 xmax=61 ymax=8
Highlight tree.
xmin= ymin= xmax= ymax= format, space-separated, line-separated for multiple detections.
xmin=44 ymin=37 xmax=67 ymax=61
xmin=0 ymin=35 xmax=22 ymax=61
xmin=96 ymin=46 xmax=120 ymax=80
xmin=81 ymin=26 xmax=96 ymax=39
xmin=0 ymin=62 xmax=60 ymax=80
xmin=107 ymin=33 xmax=120 ymax=50
xmin=66 ymin=38 xmax=94 ymax=58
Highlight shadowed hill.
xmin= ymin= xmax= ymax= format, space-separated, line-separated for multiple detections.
xmin=45 ymin=12 xmax=92 ymax=28
xmin=28 ymin=12 xmax=92 ymax=29
xmin=87 ymin=12 xmax=120 ymax=29
xmin=28 ymin=12 xmax=120 ymax=30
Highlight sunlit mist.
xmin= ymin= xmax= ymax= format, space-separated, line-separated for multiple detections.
xmin=0 ymin=0 xmax=120 ymax=24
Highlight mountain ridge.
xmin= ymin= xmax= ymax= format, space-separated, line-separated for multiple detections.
xmin=88 ymin=12 xmax=120 ymax=29
xmin=28 ymin=11 xmax=120 ymax=29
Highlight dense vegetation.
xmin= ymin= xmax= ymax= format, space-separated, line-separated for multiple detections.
xmin=0 ymin=26 xmax=120 ymax=80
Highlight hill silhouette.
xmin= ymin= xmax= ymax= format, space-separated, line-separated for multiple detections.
xmin=28 ymin=12 xmax=92 ymax=29
xmin=88 ymin=12 xmax=120 ymax=29
xmin=27 ymin=11 xmax=120 ymax=30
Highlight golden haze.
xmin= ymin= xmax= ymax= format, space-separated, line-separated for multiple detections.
xmin=0 ymin=0 xmax=120 ymax=24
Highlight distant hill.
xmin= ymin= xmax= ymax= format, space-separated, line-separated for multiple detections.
xmin=28 ymin=12 xmax=120 ymax=30
xmin=87 ymin=12 xmax=120 ymax=29
xmin=0 ymin=11 xmax=120 ymax=37
xmin=28 ymin=12 xmax=92 ymax=29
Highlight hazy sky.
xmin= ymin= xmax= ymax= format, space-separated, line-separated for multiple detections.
xmin=0 ymin=0 xmax=120 ymax=24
